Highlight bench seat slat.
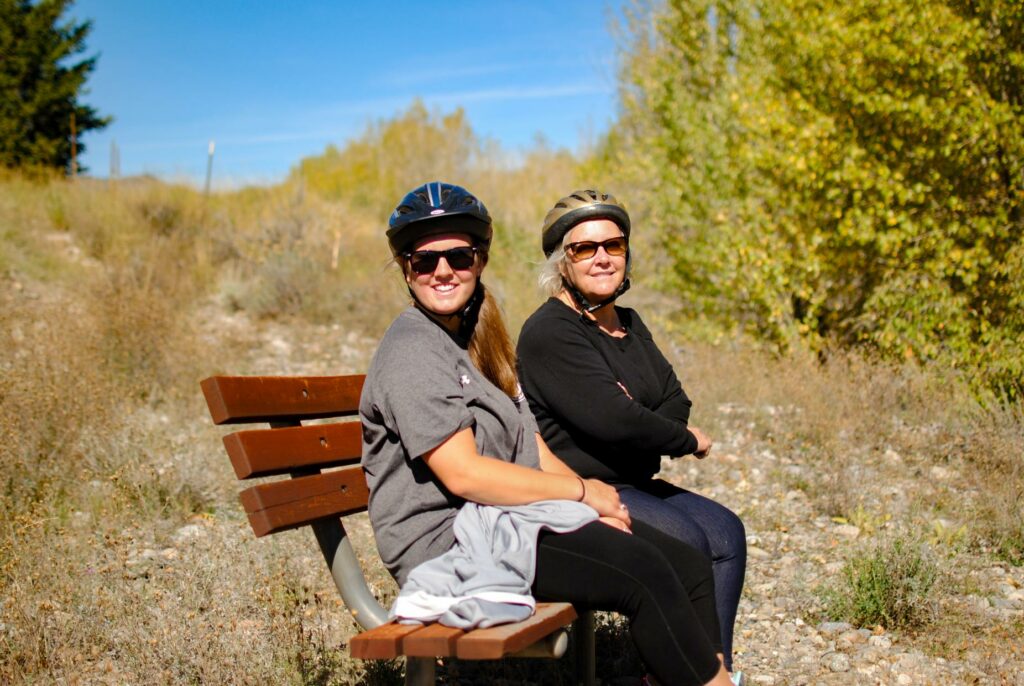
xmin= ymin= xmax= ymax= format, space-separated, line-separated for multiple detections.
xmin=401 ymin=623 xmax=464 ymax=657
xmin=239 ymin=467 xmax=369 ymax=537
xmin=349 ymin=623 xmax=423 ymax=660
xmin=201 ymin=375 xmax=364 ymax=425
xmin=455 ymin=602 xmax=577 ymax=659
xmin=348 ymin=603 xmax=577 ymax=661
xmin=223 ymin=421 xmax=362 ymax=479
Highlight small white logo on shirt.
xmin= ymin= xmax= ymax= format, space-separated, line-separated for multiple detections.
xmin=460 ymin=374 xmax=471 ymax=386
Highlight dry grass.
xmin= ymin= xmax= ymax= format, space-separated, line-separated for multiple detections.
xmin=655 ymin=325 xmax=1023 ymax=562
xmin=2 ymin=167 xmax=1021 ymax=684
xmin=0 ymin=168 xmax=572 ymax=684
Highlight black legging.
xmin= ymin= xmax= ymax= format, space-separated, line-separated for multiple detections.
xmin=532 ymin=519 xmax=723 ymax=686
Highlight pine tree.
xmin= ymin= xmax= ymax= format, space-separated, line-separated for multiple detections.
xmin=0 ymin=0 xmax=109 ymax=172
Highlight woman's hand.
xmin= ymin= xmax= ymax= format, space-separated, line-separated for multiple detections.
xmin=598 ymin=516 xmax=632 ymax=533
xmin=690 ymin=426 xmax=713 ymax=459
xmin=582 ymin=478 xmax=631 ymax=527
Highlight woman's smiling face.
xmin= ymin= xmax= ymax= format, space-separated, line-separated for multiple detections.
xmin=405 ymin=233 xmax=484 ymax=316
xmin=561 ymin=219 xmax=627 ymax=304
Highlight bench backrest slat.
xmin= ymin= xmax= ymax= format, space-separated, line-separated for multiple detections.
xmin=201 ymin=375 xmax=364 ymax=425
xmin=201 ymin=374 xmax=371 ymax=537
xmin=223 ymin=421 xmax=363 ymax=479
xmin=239 ymin=466 xmax=369 ymax=537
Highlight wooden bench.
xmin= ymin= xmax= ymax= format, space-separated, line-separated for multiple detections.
xmin=201 ymin=374 xmax=596 ymax=686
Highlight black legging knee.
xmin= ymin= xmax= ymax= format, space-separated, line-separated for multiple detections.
xmin=532 ymin=519 xmax=722 ymax=686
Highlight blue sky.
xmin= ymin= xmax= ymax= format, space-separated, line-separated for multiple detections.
xmin=71 ymin=1 xmax=626 ymax=187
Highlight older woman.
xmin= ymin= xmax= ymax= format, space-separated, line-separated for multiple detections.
xmin=360 ymin=182 xmax=734 ymax=686
xmin=516 ymin=190 xmax=747 ymax=680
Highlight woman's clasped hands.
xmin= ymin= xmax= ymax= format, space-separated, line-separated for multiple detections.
xmin=580 ymin=477 xmax=632 ymax=533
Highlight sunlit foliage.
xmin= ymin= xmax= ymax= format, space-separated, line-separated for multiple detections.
xmin=289 ymin=99 xmax=479 ymax=217
xmin=604 ymin=0 xmax=1023 ymax=399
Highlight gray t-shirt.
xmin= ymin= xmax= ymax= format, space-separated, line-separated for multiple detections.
xmin=360 ymin=307 xmax=541 ymax=585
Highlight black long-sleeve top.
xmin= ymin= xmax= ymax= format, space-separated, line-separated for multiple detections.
xmin=517 ymin=298 xmax=698 ymax=485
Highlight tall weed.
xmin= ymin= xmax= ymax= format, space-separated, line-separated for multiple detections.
xmin=822 ymin=535 xmax=939 ymax=630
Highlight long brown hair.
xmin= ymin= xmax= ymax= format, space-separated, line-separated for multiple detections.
xmin=468 ymin=286 xmax=519 ymax=398
xmin=396 ymin=250 xmax=520 ymax=399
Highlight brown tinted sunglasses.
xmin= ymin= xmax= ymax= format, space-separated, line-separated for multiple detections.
xmin=565 ymin=236 xmax=628 ymax=262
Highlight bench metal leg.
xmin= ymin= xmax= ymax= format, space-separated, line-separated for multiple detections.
xmin=573 ymin=610 xmax=595 ymax=686
xmin=309 ymin=518 xmax=390 ymax=630
xmin=404 ymin=657 xmax=435 ymax=686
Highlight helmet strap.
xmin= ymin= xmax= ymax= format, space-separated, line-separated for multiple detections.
xmin=408 ymin=281 xmax=486 ymax=345
xmin=561 ymin=276 xmax=631 ymax=317
xmin=456 ymin=282 xmax=485 ymax=341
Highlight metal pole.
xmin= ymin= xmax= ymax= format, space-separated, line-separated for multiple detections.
xmin=308 ymin=518 xmax=390 ymax=629
xmin=404 ymin=657 xmax=435 ymax=686
xmin=70 ymin=112 xmax=77 ymax=178
xmin=204 ymin=139 xmax=215 ymax=195
xmin=110 ymin=139 xmax=120 ymax=183
xmin=573 ymin=611 xmax=596 ymax=686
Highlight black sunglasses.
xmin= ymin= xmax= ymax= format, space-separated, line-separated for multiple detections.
xmin=405 ymin=246 xmax=480 ymax=274
xmin=565 ymin=236 xmax=628 ymax=262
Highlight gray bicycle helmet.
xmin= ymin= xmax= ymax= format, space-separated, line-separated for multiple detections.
xmin=541 ymin=189 xmax=630 ymax=257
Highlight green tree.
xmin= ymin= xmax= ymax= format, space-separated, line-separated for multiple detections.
xmin=0 ymin=0 xmax=109 ymax=172
xmin=604 ymin=0 xmax=1024 ymax=398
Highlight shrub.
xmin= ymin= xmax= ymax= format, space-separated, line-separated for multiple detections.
xmin=606 ymin=0 xmax=1024 ymax=399
xmin=823 ymin=536 xmax=939 ymax=630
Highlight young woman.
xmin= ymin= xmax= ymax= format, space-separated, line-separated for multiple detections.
xmin=360 ymin=181 xmax=734 ymax=686
xmin=517 ymin=190 xmax=747 ymax=682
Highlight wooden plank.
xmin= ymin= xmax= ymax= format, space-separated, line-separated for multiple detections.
xmin=402 ymin=623 xmax=464 ymax=657
xmin=223 ymin=421 xmax=362 ymax=479
xmin=455 ymin=602 xmax=577 ymax=660
xmin=239 ymin=468 xmax=369 ymax=537
xmin=349 ymin=605 xmax=578 ymax=661
xmin=201 ymin=375 xmax=364 ymax=425
xmin=349 ymin=622 xmax=423 ymax=660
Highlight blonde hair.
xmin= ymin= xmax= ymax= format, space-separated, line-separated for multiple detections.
xmin=538 ymin=237 xmax=570 ymax=296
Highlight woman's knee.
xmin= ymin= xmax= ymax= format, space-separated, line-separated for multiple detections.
xmin=725 ymin=505 xmax=746 ymax=537
xmin=718 ymin=507 xmax=747 ymax=558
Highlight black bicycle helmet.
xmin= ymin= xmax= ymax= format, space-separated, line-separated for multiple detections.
xmin=541 ymin=189 xmax=630 ymax=257
xmin=387 ymin=181 xmax=492 ymax=256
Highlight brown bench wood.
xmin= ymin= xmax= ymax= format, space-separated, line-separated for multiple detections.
xmin=350 ymin=602 xmax=577 ymax=661
xmin=201 ymin=373 xmax=596 ymax=686
xmin=223 ymin=421 xmax=363 ymax=478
